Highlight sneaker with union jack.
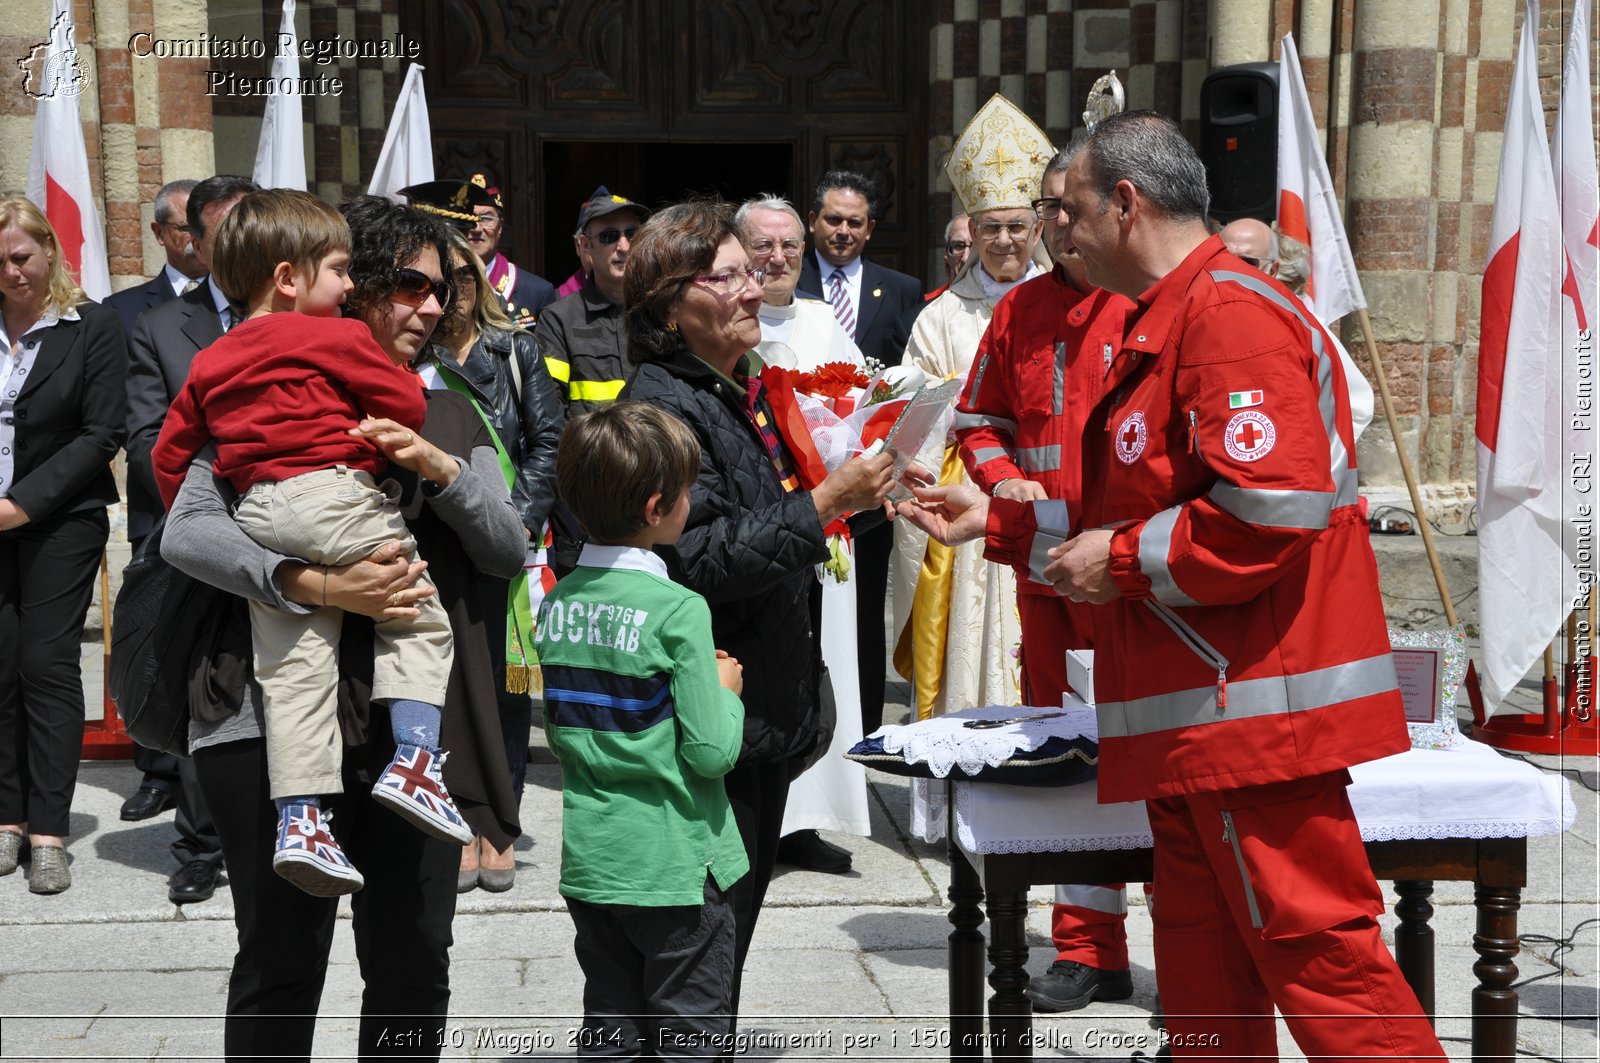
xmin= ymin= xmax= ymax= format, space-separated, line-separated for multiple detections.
xmin=272 ymin=803 xmax=364 ymax=897
xmin=371 ymin=744 xmax=473 ymax=845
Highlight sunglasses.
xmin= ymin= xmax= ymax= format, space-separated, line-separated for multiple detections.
xmin=588 ymin=225 xmax=640 ymax=247
xmin=391 ymin=268 xmax=454 ymax=309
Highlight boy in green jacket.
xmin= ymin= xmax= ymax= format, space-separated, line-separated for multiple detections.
xmin=538 ymin=402 xmax=747 ymax=1058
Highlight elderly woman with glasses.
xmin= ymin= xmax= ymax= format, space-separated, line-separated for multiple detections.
xmin=615 ymin=200 xmax=895 ymax=1021
xmin=161 ymin=194 xmax=525 ymax=1059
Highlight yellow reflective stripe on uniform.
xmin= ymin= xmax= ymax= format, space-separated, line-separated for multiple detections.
xmin=1096 ymin=652 xmax=1399 ymax=738
xmin=1208 ymin=483 xmax=1333 ymax=530
xmin=570 ymin=378 xmax=626 ymax=402
xmin=544 ymin=357 xmax=571 ymax=383
xmin=1138 ymin=505 xmax=1200 ymax=607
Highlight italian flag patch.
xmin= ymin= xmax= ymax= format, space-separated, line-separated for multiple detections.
xmin=1228 ymin=390 xmax=1264 ymax=409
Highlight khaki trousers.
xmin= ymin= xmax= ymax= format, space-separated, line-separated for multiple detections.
xmin=235 ymin=467 xmax=453 ymax=799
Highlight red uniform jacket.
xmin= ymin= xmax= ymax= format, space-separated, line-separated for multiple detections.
xmin=153 ymin=313 xmax=424 ymax=509
xmin=985 ymin=237 xmax=1408 ymax=802
xmin=954 ymin=264 xmax=1129 ymax=611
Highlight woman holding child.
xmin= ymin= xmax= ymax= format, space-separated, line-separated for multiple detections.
xmin=162 ymin=194 xmax=524 ymax=1059
xmin=616 ymin=200 xmax=896 ymax=1016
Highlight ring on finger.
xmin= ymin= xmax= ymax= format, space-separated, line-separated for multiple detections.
xmin=389 ymin=592 xmax=401 ymax=606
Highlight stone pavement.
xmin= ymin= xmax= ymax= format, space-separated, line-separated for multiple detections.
xmin=0 ymin=650 xmax=1594 ymax=1061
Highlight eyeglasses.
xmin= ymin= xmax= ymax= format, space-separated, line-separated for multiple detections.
xmin=452 ymin=265 xmax=478 ymax=284
xmin=588 ymin=225 xmax=640 ymax=247
xmin=749 ymin=238 xmax=803 ymax=258
xmin=974 ymin=218 xmax=1037 ymax=239
xmin=944 ymin=240 xmax=971 ymax=256
xmin=1031 ymin=198 xmax=1068 ymax=222
xmin=391 ymin=268 xmax=454 ymax=309
xmin=693 ymin=267 xmax=766 ymax=295
xmin=1237 ymin=255 xmax=1276 ymax=271
xmin=471 ymin=211 xmax=501 ymax=229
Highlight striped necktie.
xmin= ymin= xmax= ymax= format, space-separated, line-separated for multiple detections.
xmin=827 ymin=268 xmax=856 ymax=339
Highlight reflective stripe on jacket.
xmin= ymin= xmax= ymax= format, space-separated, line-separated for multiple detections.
xmin=986 ymin=237 xmax=1408 ymax=802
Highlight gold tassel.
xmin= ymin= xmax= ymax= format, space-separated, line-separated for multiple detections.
xmin=506 ymin=664 xmax=532 ymax=695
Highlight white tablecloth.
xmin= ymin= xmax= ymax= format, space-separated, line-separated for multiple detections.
xmin=892 ymin=705 xmax=1577 ymax=853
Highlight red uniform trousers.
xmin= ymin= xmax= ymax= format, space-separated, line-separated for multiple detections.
xmin=1019 ymin=594 xmax=1132 ymax=970
xmin=1148 ymin=771 xmax=1444 ymax=1062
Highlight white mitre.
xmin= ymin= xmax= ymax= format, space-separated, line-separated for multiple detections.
xmin=946 ymin=93 xmax=1055 ymax=216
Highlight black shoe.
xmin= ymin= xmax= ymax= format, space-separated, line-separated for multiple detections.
xmin=168 ymin=859 xmax=222 ymax=904
xmin=1024 ymin=960 xmax=1133 ymax=1013
xmin=120 ymin=786 xmax=175 ymax=822
xmin=775 ymin=829 xmax=852 ymax=874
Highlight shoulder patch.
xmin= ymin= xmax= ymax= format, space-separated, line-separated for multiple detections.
xmin=1115 ymin=411 xmax=1148 ymax=464
xmin=1223 ymin=409 xmax=1276 ymax=462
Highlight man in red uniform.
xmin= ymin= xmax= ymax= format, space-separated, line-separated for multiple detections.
xmin=952 ymin=145 xmax=1140 ymax=1013
xmin=903 ymin=112 xmax=1444 ymax=1060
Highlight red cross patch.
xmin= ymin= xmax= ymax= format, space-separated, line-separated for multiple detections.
xmin=1223 ymin=410 xmax=1277 ymax=462
xmin=1115 ymin=411 xmax=1148 ymax=464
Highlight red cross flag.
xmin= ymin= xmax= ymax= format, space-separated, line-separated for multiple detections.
xmin=1555 ymin=0 xmax=1597 ymax=357
xmin=24 ymin=0 xmax=110 ymax=300
xmin=1475 ymin=0 xmax=1581 ymax=711
xmin=1276 ymin=33 xmax=1364 ymax=325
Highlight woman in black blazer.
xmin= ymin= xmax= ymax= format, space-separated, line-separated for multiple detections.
xmin=0 ymin=198 xmax=128 ymax=894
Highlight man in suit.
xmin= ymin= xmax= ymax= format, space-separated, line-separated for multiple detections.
xmin=795 ymin=172 xmax=922 ymax=823
xmin=122 ymin=173 xmax=258 ymax=904
xmin=104 ymin=180 xmax=205 ymax=337
xmin=799 ymin=171 xmax=922 ymax=366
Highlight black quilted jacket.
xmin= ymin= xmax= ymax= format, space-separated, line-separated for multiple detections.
xmin=620 ymin=349 xmax=831 ymax=764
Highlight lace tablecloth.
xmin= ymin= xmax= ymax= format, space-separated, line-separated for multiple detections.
xmin=898 ymin=709 xmax=1576 ymax=852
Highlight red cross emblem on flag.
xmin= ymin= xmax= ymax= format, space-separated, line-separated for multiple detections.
xmin=1223 ymin=410 xmax=1277 ymax=463
xmin=1115 ymin=411 xmax=1148 ymax=464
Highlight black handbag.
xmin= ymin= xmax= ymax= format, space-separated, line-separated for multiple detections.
xmin=108 ymin=518 xmax=237 ymax=756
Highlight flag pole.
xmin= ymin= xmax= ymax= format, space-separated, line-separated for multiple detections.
xmin=1351 ymin=307 xmax=1494 ymax=725
xmin=1350 ymin=308 xmax=1460 ymax=627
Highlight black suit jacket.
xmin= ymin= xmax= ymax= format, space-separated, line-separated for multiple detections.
xmin=105 ymin=273 xmax=178 ymax=338
xmin=3 ymin=300 xmax=127 ymax=524
xmin=125 ymin=284 xmax=225 ymax=539
xmin=798 ymin=254 xmax=923 ymax=366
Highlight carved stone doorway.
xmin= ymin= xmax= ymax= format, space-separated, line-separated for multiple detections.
xmin=402 ymin=0 xmax=928 ymax=285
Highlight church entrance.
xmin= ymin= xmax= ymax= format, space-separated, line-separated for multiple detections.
xmin=539 ymin=140 xmax=796 ymax=283
xmin=402 ymin=0 xmax=928 ymax=286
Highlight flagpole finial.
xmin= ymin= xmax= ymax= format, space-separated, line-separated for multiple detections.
xmin=1083 ymin=72 xmax=1125 ymax=133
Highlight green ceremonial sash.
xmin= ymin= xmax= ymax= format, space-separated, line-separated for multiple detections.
xmin=434 ymin=359 xmax=541 ymax=694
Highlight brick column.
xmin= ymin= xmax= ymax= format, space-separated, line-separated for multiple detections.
xmin=1208 ymin=0 xmax=1272 ymax=67
xmin=1345 ymin=0 xmax=1477 ymax=515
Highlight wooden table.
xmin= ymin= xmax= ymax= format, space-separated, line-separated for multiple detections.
xmin=946 ymin=833 xmax=1528 ymax=1061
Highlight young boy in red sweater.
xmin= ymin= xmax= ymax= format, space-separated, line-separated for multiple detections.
xmin=152 ymin=189 xmax=469 ymax=897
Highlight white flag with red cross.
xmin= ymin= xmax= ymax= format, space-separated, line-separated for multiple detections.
xmin=1555 ymin=0 xmax=1597 ymax=362
xmin=1276 ymin=33 xmax=1365 ymax=325
xmin=24 ymin=0 xmax=110 ymax=301
xmin=1475 ymin=0 xmax=1581 ymax=711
